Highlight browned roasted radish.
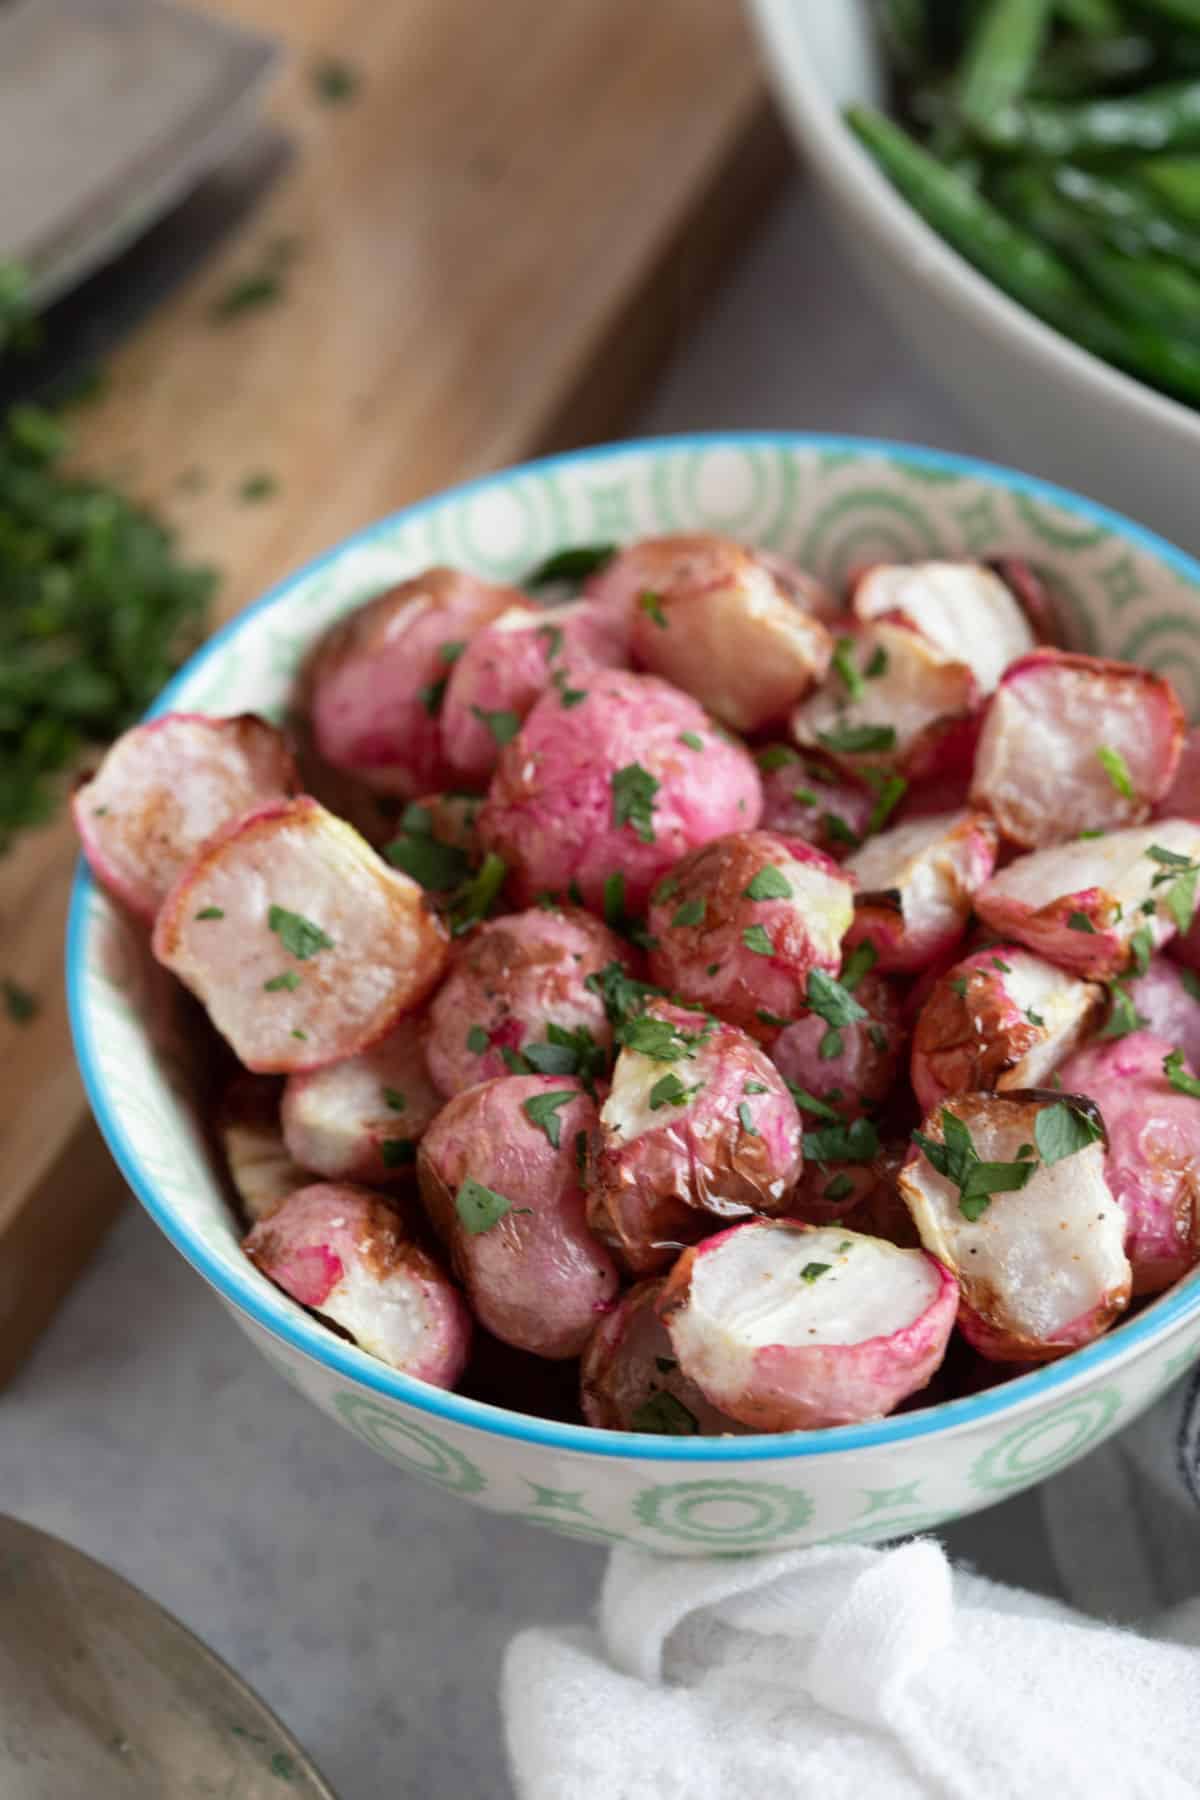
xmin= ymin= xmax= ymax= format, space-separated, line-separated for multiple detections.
xmin=971 ymin=650 xmax=1184 ymax=847
xmin=281 ymin=1013 xmax=442 ymax=1185
xmin=658 ymin=1219 xmax=957 ymax=1430
xmin=899 ymin=1092 xmax=1130 ymax=1362
xmin=580 ymin=1279 xmax=746 ymax=1435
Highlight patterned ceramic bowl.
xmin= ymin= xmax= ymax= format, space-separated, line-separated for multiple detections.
xmin=68 ymin=436 xmax=1200 ymax=1555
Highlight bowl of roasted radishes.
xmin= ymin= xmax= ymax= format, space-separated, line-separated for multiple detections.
xmin=67 ymin=435 xmax=1200 ymax=1554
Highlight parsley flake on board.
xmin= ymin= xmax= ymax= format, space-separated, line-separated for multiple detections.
xmin=744 ymin=866 xmax=791 ymax=902
xmin=1164 ymin=1049 xmax=1200 ymax=1098
xmin=611 ymin=764 xmax=659 ymax=843
xmin=912 ymin=1109 xmax=1036 ymax=1222
xmin=816 ymin=722 xmax=896 ymax=755
xmin=631 ymin=1392 xmax=698 ymax=1435
xmin=1097 ymin=745 xmax=1134 ymax=799
xmin=2 ymin=978 xmax=37 ymax=1024
xmin=525 ymin=544 xmax=615 ymax=587
xmin=522 ymin=1089 xmax=577 ymax=1147
xmin=455 ymin=1177 xmax=526 ymax=1234
xmin=470 ymin=704 xmax=521 ymax=746
xmin=1034 ymin=1101 xmax=1104 ymax=1165
xmin=268 ymin=905 xmax=333 ymax=961
xmin=638 ymin=590 xmax=669 ymax=629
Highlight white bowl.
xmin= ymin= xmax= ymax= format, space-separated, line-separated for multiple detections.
xmin=69 ymin=435 xmax=1200 ymax=1555
xmin=750 ymin=1 xmax=1200 ymax=555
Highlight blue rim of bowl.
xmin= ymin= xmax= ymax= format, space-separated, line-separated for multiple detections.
xmin=68 ymin=431 xmax=1200 ymax=1461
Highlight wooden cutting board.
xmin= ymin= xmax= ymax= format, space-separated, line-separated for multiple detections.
xmin=0 ymin=0 xmax=787 ymax=1384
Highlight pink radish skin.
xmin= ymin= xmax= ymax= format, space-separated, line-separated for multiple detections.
xmin=970 ymin=650 xmax=1184 ymax=848
xmin=281 ymin=1013 xmax=442 ymax=1186
xmin=417 ymin=1075 xmax=619 ymax=1360
xmin=588 ymin=1002 xmax=802 ymax=1275
xmin=646 ymin=830 xmax=854 ymax=1042
xmin=441 ymin=598 xmax=627 ymax=785
xmin=757 ymin=749 xmax=874 ymax=859
xmin=1156 ymin=725 xmax=1200 ymax=823
xmin=580 ymin=1278 xmax=746 ymax=1434
xmin=426 ymin=906 xmax=633 ymax=1098
xmin=1122 ymin=957 xmax=1200 ymax=1070
xmin=659 ymin=1219 xmax=958 ymax=1431
xmin=153 ymin=796 xmax=448 ymax=1073
xmin=478 ymin=670 xmax=762 ymax=913
xmin=771 ymin=969 xmax=905 ymax=1115
xmin=306 ymin=567 xmax=523 ymax=797
xmin=1058 ymin=1033 xmax=1200 ymax=1297
xmin=73 ymin=712 xmax=298 ymax=921
xmin=586 ymin=534 xmax=833 ymax=730
xmin=244 ymin=1183 xmax=471 ymax=1385
xmin=841 ymin=810 xmax=999 ymax=975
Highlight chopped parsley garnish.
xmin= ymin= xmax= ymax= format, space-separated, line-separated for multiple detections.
xmin=649 ymin=1072 xmax=701 ymax=1110
xmin=950 ymin=977 xmax=968 ymax=998
xmin=867 ymin=1024 xmax=889 ymax=1053
xmin=744 ymin=866 xmax=791 ymax=902
xmin=383 ymin=810 xmax=472 ymax=892
xmin=863 ymin=769 xmax=908 ymax=834
xmin=800 ymin=1261 xmax=832 ymax=1284
xmin=1080 ymin=829 xmax=1105 ymax=841
xmin=672 ymin=898 xmax=706 ymax=928
xmin=1026 ymin=1008 xmax=1045 ymax=1027
xmin=525 ymin=544 xmax=616 ymax=587
xmin=816 ymin=722 xmax=896 ymax=755
xmin=1100 ymin=985 xmax=1146 ymax=1040
xmin=823 ymin=811 xmax=861 ymax=849
xmin=638 ymin=589 xmax=668 ymax=629
xmin=619 ymin=1012 xmax=712 ymax=1062
xmin=611 ymin=763 xmax=659 ymax=843
xmin=575 ymin=1129 xmax=588 ymax=1176
xmin=756 ymin=745 xmax=800 ymax=773
xmin=991 ymin=957 xmax=1012 ymax=973
xmin=238 ymin=471 xmax=277 ymax=504
xmin=706 ymin=962 xmax=719 ymax=975
xmin=455 ymin=1177 xmax=521 ymax=1235
xmin=470 ymin=704 xmax=521 ymax=745
xmin=784 ymin=1082 xmax=841 ymax=1121
xmin=864 ymin=645 xmax=889 ymax=679
xmin=912 ymin=1108 xmax=1036 ymax=1221
xmin=655 ymin=1356 xmax=677 ymax=1375
xmin=211 ymin=271 xmax=283 ymax=321
xmin=383 ymin=1087 xmax=406 ymax=1112
xmin=1129 ymin=925 xmax=1154 ymax=975
xmin=1147 ymin=843 xmax=1200 ymax=933
xmin=2 ymin=979 xmax=37 ymax=1024
xmin=603 ymin=871 xmax=628 ymax=932
xmin=678 ymin=731 xmax=704 ymax=751
xmin=536 ymin=623 xmax=563 ymax=660
xmin=195 ymin=906 xmax=224 ymax=920
xmin=466 ymin=1024 xmax=489 ymax=1053
xmin=522 ymin=1089 xmax=577 ymax=1147
xmin=584 ymin=960 xmax=660 ymax=1027
xmin=263 ymin=970 xmax=301 ymax=992
xmin=756 ymin=1008 xmax=791 ymax=1029
xmin=1181 ymin=969 xmax=1200 ymax=1002
xmin=500 ymin=1047 xmax=531 ymax=1074
xmin=819 ymin=1029 xmax=844 ymax=1061
xmin=744 ymin=1080 xmax=768 ymax=1094
xmin=525 ymin=1023 xmax=606 ymax=1085
xmin=268 ymin=904 xmax=334 ymax=961
xmin=449 ymin=852 xmax=507 ymax=936
xmin=439 ymin=639 xmax=467 ymax=665
xmin=1067 ymin=912 xmax=1096 ymax=933
xmin=1164 ymin=1049 xmax=1200 ymax=1098
xmin=840 ymin=942 xmax=877 ymax=991
xmin=312 ymin=57 xmax=360 ymax=102
xmin=807 ymin=967 xmax=868 ymax=1030
xmin=804 ymin=1116 xmax=879 ymax=1165
xmin=823 ymin=1173 xmax=855 ymax=1202
xmin=742 ymin=924 xmax=775 ymax=956
xmin=737 ymin=1101 xmax=759 ymax=1136
xmin=1034 ymin=1100 xmax=1104 ymax=1165
xmin=832 ymin=636 xmax=865 ymax=702
xmin=552 ymin=668 xmax=587 ymax=707
xmin=1097 ymin=745 xmax=1134 ymax=800
xmin=654 ymin=874 xmax=681 ymax=905
xmin=380 ymin=1138 xmax=416 ymax=1168
xmin=417 ymin=677 xmax=448 ymax=715
xmin=792 ymin=787 xmax=820 ymax=807
xmin=292 ymin=1029 xmax=307 ymax=1041
xmin=631 ymin=1392 xmax=698 ymax=1435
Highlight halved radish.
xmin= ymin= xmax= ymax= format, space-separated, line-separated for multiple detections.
xmin=975 ymin=820 xmax=1200 ymax=979
xmin=970 ymin=650 xmax=1184 ymax=847
xmin=911 ymin=946 xmax=1103 ymax=1113
xmin=658 ymin=1219 xmax=957 ymax=1430
xmin=899 ymin=1091 xmax=1130 ymax=1362
xmin=72 ymin=713 xmax=299 ymax=921
xmin=1121 ymin=956 xmax=1200 ymax=1069
xmin=841 ymin=810 xmax=999 ymax=974
xmin=244 ymin=1183 xmax=471 ymax=1385
xmin=771 ymin=969 xmax=905 ymax=1115
xmin=850 ymin=559 xmax=1036 ymax=695
xmin=580 ymin=1279 xmax=746 ymax=1435
xmin=153 ymin=796 xmax=449 ymax=1073
xmin=1156 ymin=724 xmax=1200 ymax=822
xmin=281 ymin=1012 xmax=442 ymax=1186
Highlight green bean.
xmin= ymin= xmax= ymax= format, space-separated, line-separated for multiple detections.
xmin=847 ymin=106 xmax=1200 ymax=401
xmin=958 ymin=0 xmax=1054 ymax=130
xmin=1137 ymin=153 xmax=1200 ymax=219
xmin=1054 ymin=0 xmax=1124 ymax=32
xmin=979 ymin=77 xmax=1200 ymax=154
xmin=1028 ymin=34 xmax=1160 ymax=99
xmin=995 ymin=166 xmax=1200 ymax=334
xmin=875 ymin=0 xmax=932 ymax=76
xmin=1050 ymin=163 xmax=1200 ymax=268
xmin=1131 ymin=0 xmax=1200 ymax=32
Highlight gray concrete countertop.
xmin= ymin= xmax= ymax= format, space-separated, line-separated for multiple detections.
xmin=1 ymin=175 xmax=1065 ymax=1800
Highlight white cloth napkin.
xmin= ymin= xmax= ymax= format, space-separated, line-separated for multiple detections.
xmin=503 ymin=1366 xmax=1200 ymax=1799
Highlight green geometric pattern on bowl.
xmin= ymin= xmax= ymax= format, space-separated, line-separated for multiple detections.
xmin=72 ymin=436 xmax=1200 ymax=1554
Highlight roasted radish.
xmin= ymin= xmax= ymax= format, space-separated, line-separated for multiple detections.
xmin=841 ymin=810 xmax=999 ymax=974
xmin=580 ymin=1279 xmax=745 ymax=1435
xmin=281 ymin=1013 xmax=442 ymax=1185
